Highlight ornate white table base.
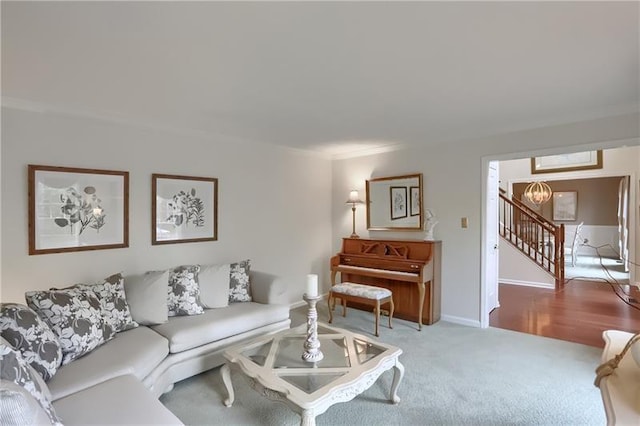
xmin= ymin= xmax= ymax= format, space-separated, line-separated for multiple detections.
xmin=220 ymin=323 xmax=404 ymax=426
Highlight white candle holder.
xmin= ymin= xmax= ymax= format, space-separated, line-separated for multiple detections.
xmin=302 ymin=294 xmax=324 ymax=363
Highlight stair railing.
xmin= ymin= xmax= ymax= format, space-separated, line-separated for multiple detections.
xmin=499 ymin=192 xmax=565 ymax=288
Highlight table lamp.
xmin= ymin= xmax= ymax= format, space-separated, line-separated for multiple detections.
xmin=346 ymin=190 xmax=364 ymax=238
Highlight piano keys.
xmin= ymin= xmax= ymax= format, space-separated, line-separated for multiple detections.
xmin=330 ymin=237 xmax=441 ymax=329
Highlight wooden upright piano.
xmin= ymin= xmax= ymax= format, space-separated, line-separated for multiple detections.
xmin=330 ymin=237 xmax=441 ymax=330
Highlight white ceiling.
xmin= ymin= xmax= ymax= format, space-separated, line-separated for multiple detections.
xmin=2 ymin=1 xmax=638 ymax=158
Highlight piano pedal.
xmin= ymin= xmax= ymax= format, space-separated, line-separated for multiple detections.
xmin=378 ymin=309 xmax=390 ymax=317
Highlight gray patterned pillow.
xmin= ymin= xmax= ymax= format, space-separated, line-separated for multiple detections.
xmin=229 ymin=259 xmax=252 ymax=303
xmin=25 ymin=288 xmax=114 ymax=365
xmin=168 ymin=265 xmax=204 ymax=316
xmin=75 ymin=273 xmax=138 ymax=333
xmin=0 ymin=303 xmax=62 ymax=381
xmin=0 ymin=338 xmax=62 ymax=425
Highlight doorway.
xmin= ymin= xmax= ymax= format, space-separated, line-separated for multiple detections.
xmin=481 ymin=145 xmax=638 ymax=330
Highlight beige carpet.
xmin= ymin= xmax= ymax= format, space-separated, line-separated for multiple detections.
xmin=566 ymin=254 xmax=629 ymax=284
xmin=160 ymin=304 xmax=606 ymax=425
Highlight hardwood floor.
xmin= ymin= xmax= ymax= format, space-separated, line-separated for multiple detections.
xmin=489 ymin=280 xmax=640 ymax=347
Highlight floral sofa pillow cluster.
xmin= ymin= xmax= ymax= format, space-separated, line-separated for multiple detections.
xmin=23 ymin=273 xmax=138 ymax=365
xmin=0 ymin=272 xmax=137 ymax=425
xmin=167 ymin=259 xmax=252 ymax=315
xmin=124 ymin=259 xmax=253 ymax=325
xmin=0 ymin=260 xmax=252 ymax=424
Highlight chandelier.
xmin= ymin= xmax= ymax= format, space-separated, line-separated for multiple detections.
xmin=524 ymin=181 xmax=552 ymax=205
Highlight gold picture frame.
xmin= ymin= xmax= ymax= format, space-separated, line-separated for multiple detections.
xmin=531 ymin=150 xmax=603 ymax=174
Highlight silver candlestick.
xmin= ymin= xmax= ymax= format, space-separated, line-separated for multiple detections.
xmin=302 ymin=294 xmax=324 ymax=363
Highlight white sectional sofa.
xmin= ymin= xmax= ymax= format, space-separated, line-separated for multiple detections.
xmin=0 ymin=266 xmax=291 ymax=425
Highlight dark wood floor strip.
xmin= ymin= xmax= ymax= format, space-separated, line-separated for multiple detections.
xmin=489 ymin=280 xmax=640 ymax=347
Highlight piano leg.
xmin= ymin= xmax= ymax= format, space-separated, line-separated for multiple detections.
xmin=417 ymin=282 xmax=425 ymax=331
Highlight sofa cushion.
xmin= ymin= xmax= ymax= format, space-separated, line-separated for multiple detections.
xmin=0 ymin=303 xmax=63 ymax=381
xmin=151 ymin=302 xmax=290 ymax=353
xmin=47 ymin=326 xmax=169 ymax=401
xmin=74 ymin=272 xmax=138 ymax=333
xmin=198 ymin=263 xmax=230 ymax=308
xmin=229 ymin=259 xmax=252 ymax=303
xmin=168 ymin=265 xmax=204 ymax=317
xmin=0 ymin=380 xmax=54 ymax=425
xmin=25 ymin=287 xmax=114 ymax=365
xmin=53 ymin=375 xmax=182 ymax=425
xmin=0 ymin=338 xmax=61 ymax=425
xmin=124 ymin=270 xmax=170 ymax=326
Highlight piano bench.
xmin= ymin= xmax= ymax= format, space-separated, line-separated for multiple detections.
xmin=328 ymin=282 xmax=394 ymax=337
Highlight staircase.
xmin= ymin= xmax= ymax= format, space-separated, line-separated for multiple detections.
xmin=499 ymin=191 xmax=565 ymax=288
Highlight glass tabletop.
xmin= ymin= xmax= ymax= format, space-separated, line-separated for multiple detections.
xmin=237 ymin=324 xmax=390 ymax=394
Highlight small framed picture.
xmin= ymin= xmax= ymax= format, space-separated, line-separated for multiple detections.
xmin=152 ymin=174 xmax=218 ymax=245
xmin=390 ymin=186 xmax=408 ymax=220
xmin=28 ymin=165 xmax=129 ymax=255
xmin=410 ymin=186 xmax=420 ymax=217
xmin=552 ymin=191 xmax=578 ymax=221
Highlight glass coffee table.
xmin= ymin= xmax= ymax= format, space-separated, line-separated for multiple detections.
xmin=221 ymin=322 xmax=404 ymax=426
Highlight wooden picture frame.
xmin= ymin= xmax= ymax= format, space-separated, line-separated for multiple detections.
xmin=552 ymin=191 xmax=578 ymax=221
xmin=410 ymin=186 xmax=420 ymax=217
xmin=152 ymin=174 xmax=218 ymax=245
xmin=28 ymin=165 xmax=129 ymax=255
xmin=390 ymin=186 xmax=408 ymax=220
xmin=531 ymin=150 xmax=602 ymax=174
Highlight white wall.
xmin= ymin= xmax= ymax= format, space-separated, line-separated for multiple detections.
xmin=499 ymin=243 xmax=555 ymax=288
xmin=1 ymin=107 xmax=333 ymax=305
xmin=332 ymin=113 xmax=640 ymax=326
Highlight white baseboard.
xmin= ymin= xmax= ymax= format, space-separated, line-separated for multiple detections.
xmin=499 ymin=279 xmax=554 ymax=289
xmin=440 ymin=314 xmax=481 ymax=328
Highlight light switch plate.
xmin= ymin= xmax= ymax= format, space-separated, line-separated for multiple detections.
xmin=461 ymin=217 xmax=468 ymax=228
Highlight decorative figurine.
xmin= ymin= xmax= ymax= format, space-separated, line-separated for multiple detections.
xmin=424 ymin=209 xmax=438 ymax=240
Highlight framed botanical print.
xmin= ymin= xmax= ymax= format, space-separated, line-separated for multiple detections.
xmin=152 ymin=174 xmax=218 ymax=245
xmin=28 ymin=165 xmax=129 ymax=255
xmin=552 ymin=191 xmax=578 ymax=221
xmin=410 ymin=186 xmax=420 ymax=217
xmin=390 ymin=186 xmax=408 ymax=220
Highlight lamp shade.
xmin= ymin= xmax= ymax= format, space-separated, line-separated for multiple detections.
xmin=524 ymin=181 xmax=552 ymax=205
xmin=346 ymin=190 xmax=364 ymax=204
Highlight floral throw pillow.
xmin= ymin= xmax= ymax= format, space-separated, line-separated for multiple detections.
xmin=0 ymin=338 xmax=62 ymax=425
xmin=167 ymin=265 xmax=204 ymax=317
xmin=229 ymin=259 xmax=252 ymax=303
xmin=0 ymin=303 xmax=62 ymax=382
xmin=25 ymin=288 xmax=114 ymax=365
xmin=75 ymin=272 xmax=138 ymax=333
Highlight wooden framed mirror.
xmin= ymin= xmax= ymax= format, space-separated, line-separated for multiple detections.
xmin=366 ymin=173 xmax=423 ymax=231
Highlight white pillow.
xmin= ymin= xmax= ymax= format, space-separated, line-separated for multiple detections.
xmin=198 ymin=264 xmax=231 ymax=308
xmin=124 ymin=270 xmax=170 ymax=325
